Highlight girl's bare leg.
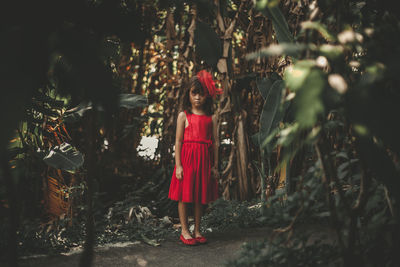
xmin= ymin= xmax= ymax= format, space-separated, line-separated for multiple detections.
xmin=194 ymin=202 xmax=203 ymax=237
xmin=178 ymin=201 xmax=193 ymax=239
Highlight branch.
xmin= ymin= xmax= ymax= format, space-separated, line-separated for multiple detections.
xmin=214 ymin=0 xmax=226 ymax=33
xmin=351 ymin=169 xmax=370 ymax=212
xmin=383 ymin=185 xmax=394 ymax=217
xmin=183 ymin=7 xmax=196 ymax=59
xmin=274 ymin=204 xmax=304 ymax=234
xmin=319 ymin=130 xmax=350 ymax=212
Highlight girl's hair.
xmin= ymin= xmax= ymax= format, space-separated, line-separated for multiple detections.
xmin=182 ymin=75 xmax=213 ymax=116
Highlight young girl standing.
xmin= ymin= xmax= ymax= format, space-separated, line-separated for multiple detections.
xmin=168 ymin=70 xmax=222 ymax=245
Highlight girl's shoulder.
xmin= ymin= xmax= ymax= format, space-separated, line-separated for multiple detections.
xmin=177 ymin=111 xmax=187 ymax=121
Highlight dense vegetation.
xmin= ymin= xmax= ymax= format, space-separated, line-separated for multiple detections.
xmin=1 ymin=0 xmax=399 ymax=266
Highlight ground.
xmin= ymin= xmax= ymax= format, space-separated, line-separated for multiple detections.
xmin=19 ymin=226 xmax=273 ymax=267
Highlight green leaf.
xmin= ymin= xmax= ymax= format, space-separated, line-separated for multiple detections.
xmin=261 ymin=126 xmax=281 ymax=154
xmin=262 ymin=100 xmax=290 ymax=149
xmin=256 ymin=77 xmax=274 ymax=100
xmin=251 ymin=132 xmax=260 ymax=146
xmin=353 ymin=124 xmax=369 ymax=136
xmin=293 ymin=68 xmax=326 ymax=128
xmin=258 ymin=80 xmax=284 ymax=152
xmin=335 ymin=151 xmax=349 ymax=159
xmin=276 ymin=122 xmax=299 ymax=147
xmin=7 ymin=147 xmax=27 ymax=160
xmin=247 ymin=43 xmax=312 ymax=60
xmin=318 ymin=44 xmax=344 ymax=59
xmin=31 ymin=101 xmax=60 ymax=118
xmin=255 ymin=72 xmax=282 ymax=100
xmin=338 ymin=162 xmax=349 ymax=179
xmin=261 ymin=5 xmax=294 ymax=44
xmin=255 ymin=0 xmax=280 ymax=10
xmin=119 ymin=94 xmax=147 ymax=109
xmin=63 ymin=102 xmax=95 ymax=123
xmin=284 ymin=60 xmax=316 ymax=91
xmin=194 ymin=20 xmax=222 ymax=68
xmin=42 ymin=142 xmax=84 ymax=173
xmin=300 ymin=21 xmax=336 ymax=42
xmin=33 ymin=93 xmax=65 ymax=109
xmin=252 ymin=160 xmax=264 ymax=180
xmin=63 ymin=94 xmax=148 ymax=123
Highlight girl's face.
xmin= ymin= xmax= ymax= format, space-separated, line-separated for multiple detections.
xmin=189 ymin=86 xmax=206 ymax=109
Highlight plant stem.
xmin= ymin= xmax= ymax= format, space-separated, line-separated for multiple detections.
xmin=79 ymin=110 xmax=96 ymax=267
xmin=315 ymin=143 xmax=346 ymax=253
xmin=260 ymin=149 xmax=266 ymax=203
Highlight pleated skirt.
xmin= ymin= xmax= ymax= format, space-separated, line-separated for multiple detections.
xmin=168 ymin=142 xmax=218 ymax=204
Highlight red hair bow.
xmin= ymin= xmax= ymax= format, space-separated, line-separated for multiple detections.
xmin=197 ymin=70 xmax=223 ymax=98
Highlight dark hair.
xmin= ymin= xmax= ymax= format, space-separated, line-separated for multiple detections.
xmin=182 ymin=75 xmax=213 ymax=116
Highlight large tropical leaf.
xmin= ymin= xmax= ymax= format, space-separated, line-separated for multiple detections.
xmin=247 ymin=43 xmax=311 ymax=60
xmin=256 ymin=77 xmax=274 ymax=100
xmin=284 ymin=60 xmax=315 ymax=91
xmin=63 ymin=102 xmax=95 ymax=123
xmin=261 ymin=100 xmax=290 ymax=149
xmin=63 ymin=94 xmax=147 ymax=123
xmin=258 ymin=80 xmax=285 ymax=152
xmin=31 ymin=101 xmax=61 ymax=118
xmin=119 ymin=94 xmax=148 ymax=109
xmin=285 ymin=61 xmax=326 ymax=128
xmin=300 ymin=21 xmax=336 ymax=42
xmin=255 ymin=72 xmax=282 ymax=100
xmin=33 ymin=93 xmax=65 ymax=109
xmin=259 ymin=3 xmax=294 ymax=44
xmin=42 ymin=142 xmax=84 ymax=172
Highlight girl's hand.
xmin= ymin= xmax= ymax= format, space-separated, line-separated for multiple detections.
xmin=176 ymin=165 xmax=184 ymax=180
xmin=211 ymin=167 xmax=219 ymax=181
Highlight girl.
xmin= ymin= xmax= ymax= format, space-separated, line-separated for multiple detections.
xmin=168 ymin=70 xmax=222 ymax=245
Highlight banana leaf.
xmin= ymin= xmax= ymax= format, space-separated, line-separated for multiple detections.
xmin=258 ymin=80 xmax=285 ymax=154
xmin=42 ymin=142 xmax=84 ymax=173
xmin=261 ymin=5 xmax=294 ymax=44
xmin=63 ymin=94 xmax=147 ymax=123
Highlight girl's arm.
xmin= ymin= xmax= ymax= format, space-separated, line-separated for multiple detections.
xmin=175 ymin=112 xmax=186 ymax=179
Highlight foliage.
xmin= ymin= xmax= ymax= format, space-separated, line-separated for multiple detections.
xmin=63 ymin=94 xmax=148 ymax=123
xmin=227 ymin=236 xmax=339 ymax=267
xmin=0 ymin=185 xmax=176 ymax=258
xmin=0 ymin=1 xmax=155 ymax=265
xmin=257 ymin=0 xmax=295 ymax=44
xmin=201 ymin=199 xmax=264 ymax=231
xmin=248 ymin=1 xmax=400 ymax=265
xmin=228 ymin=235 xmax=339 ymax=267
xmin=257 ymin=77 xmax=285 ymax=152
xmin=1 ymin=0 xmax=400 ymax=266
xmin=229 ymin=150 xmax=398 ymax=266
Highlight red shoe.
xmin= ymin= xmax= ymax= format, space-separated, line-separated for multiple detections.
xmin=195 ymin=236 xmax=207 ymax=244
xmin=180 ymin=234 xmax=197 ymax=245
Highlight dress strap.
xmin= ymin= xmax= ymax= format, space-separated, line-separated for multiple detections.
xmin=184 ymin=110 xmax=191 ymax=125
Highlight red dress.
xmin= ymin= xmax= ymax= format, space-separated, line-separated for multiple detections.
xmin=168 ymin=110 xmax=219 ymax=204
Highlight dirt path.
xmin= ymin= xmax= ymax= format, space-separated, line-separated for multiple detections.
xmin=19 ymin=226 xmax=273 ymax=267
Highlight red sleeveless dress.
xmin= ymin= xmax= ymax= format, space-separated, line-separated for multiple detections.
xmin=168 ymin=111 xmax=219 ymax=204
